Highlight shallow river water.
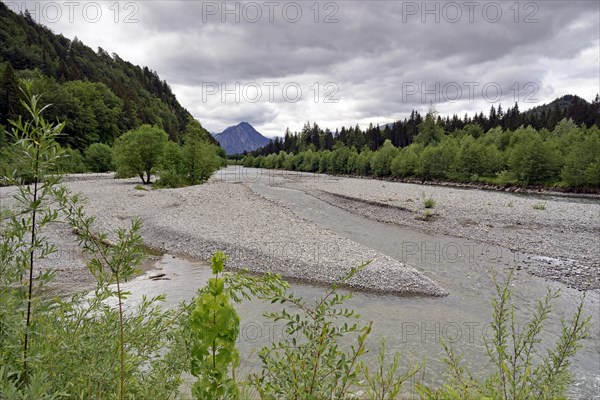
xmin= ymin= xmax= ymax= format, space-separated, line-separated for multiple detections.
xmin=119 ymin=167 xmax=599 ymax=398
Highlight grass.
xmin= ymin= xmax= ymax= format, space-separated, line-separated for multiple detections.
xmin=423 ymin=197 xmax=436 ymax=209
xmin=134 ymin=184 xmax=148 ymax=191
xmin=420 ymin=191 xmax=436 ymax=209
xmin=532 ymin=203 xmax=546 ymax=210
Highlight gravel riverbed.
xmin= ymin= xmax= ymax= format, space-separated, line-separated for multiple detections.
xmin=0 ymin=173 xmax=446 ymax=296
xmin=2 ymin=168 xmax=598 ymax=294
xmin=269 ymin=169 xmax=600 ymax=290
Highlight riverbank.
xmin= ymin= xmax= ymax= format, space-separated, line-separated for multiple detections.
xmin=326 ymin=172 xmax=600 ymax=198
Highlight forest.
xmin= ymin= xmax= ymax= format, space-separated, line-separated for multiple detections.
xmin=243 ymin=100 xmax=600 ymax=189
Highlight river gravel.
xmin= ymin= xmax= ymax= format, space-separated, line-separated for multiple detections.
xmin=0 ymin=174 xmax=447 ymax=296
xmin=270 ymin=170 xmax=600 ymax=290
xmin=3 ymin=167 xmax=598 ymax=294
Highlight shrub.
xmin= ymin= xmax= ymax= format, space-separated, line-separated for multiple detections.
xmin=417 ymin=270 xmax=590 ymax=399
xmin=561 ymin=129 xmax=600 ymax=188
xmin=508 ymin=128 xmax=562 ymax=185
xmin=355 ymin=148 xmax=373 ymax=175
xmin=155 ymin=140 xmax=185 ymax=188
xmin=394 ymin=145 xmax=422 ymax=177
xmin=455 ymin=135 xmax=487 ymax=178
xmin=331 ymin=145 xmax=353 ymax=173
xmin=0 ymin=83 xmax=192 ymax=398
xmin=253 ymin=155 xmax=265 ymax=168
xmin=53 ymin=147 xmax=86 ymax=174
xmin=189 ymin=253 xmax=288 ymax=399
xmin=495 ymin=170 xmax=519 ymax=186
xmin=84 ymin=142 xmax=113 ymax=172
xmin=190 ymin=252 xmax=242 ymax=398
xmin=184 ymin=141 xmax=223 ymax=184
xmin=371 ymin=140 xmax=398 ymax=176
xmin=419 ymin=145 xmax=449 ymax=179
xmin=249 ymin=264 xmax=420 ymax=399
xmin=319 ymin=150 xmax=332 ymax=173
xmin=243 ymin=155 xmax=255 ymax=167
xmin=423 ymin=196 xmax=436 ymax=209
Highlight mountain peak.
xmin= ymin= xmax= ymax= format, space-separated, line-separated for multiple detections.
xmin=214 ymin=122 xmax=270 ymax=155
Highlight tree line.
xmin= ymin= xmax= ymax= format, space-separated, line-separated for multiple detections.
xmin=249 ymin=95 xmax=599 ymax=158
xmin=243 ymin=114 xmax=600 ymax=189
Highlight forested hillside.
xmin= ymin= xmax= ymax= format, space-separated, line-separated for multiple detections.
xmin=0 ymin=2 xmax=214 ymax=148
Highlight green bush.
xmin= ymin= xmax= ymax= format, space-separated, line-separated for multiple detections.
xmin=53 ymin=147 xmax=86 ymax=174
xmin=253 ymin=155 xmax=265 ymax=168
xmin=355 ymin=148 xmax=373 ymax=175
xmin=84 ymin=142 xmax=113 ymax=172
xmin=0 ymin=145 xmax=34 ymax=183
xmin=495 ymin=170 xmax=519 ymax=186
xmin=183 ymin=141 xmax=224 ymax=184
xmin=151 ymin=126 xmax=224 ymax=188
xmin=155 ymin=140 xmax=185 ymax=188
xmin=319 ymin=150 xmax=332 ymax=173
xmin=508 ymin=128 xmax=562 ymax=185
xmin=419 ymin=145 xmax=449 ymax=179
xmin=417 ymin=271 xmax=590 ymax=399
xmin=561 ymin=128 xmax=600 ymax=188
xmin=455 ymin=135 xmax=487 ymax=178
xmin=371 ymin=139 xmax=398 ymax=176
xmin=299 ymin=149 xmax=320 ymax=172
xmin=0 ymin=83 xmax=191 ymax=398
xmin=249 ymin=264 xmax=420 ymax=399
xmin=330 ymin=145 xmax=353 ymax=173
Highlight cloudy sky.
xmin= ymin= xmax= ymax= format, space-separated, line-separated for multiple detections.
xmin=4 ymin=0 xmax=599 ymax=137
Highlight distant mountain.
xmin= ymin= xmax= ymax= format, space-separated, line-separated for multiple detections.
xmin=523 ymin=94 xmax=594 ymax=118
xmin=213 ymin=122 xmax=271 ymax=155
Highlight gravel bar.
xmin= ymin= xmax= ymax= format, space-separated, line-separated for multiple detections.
xmin=271 ymin=170 xmax=600 ymax=290
xmin=0 ymin=175 xmax=447 ymax=297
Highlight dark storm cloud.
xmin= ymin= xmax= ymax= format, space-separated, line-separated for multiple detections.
xmin=4 ymin=0 xmax=597 ymax=136
xmin=140 ymin=0 xmax=595 ymax=81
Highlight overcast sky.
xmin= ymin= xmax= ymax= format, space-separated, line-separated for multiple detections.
xmin=4 ymin=0 xmax=599 ymax=137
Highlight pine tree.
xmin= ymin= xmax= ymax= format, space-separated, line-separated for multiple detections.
xmin=546 ymin=102 xmax=563 ymax=131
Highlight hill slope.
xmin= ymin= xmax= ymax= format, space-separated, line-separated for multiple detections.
xmin=214 ymin=122 xmax=271 ymax=155
xmin=0 ymin=2 xmax=215 ymax=148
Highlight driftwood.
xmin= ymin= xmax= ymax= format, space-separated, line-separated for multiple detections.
xmin=71 ymin=227 xmax=116 ymax=248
